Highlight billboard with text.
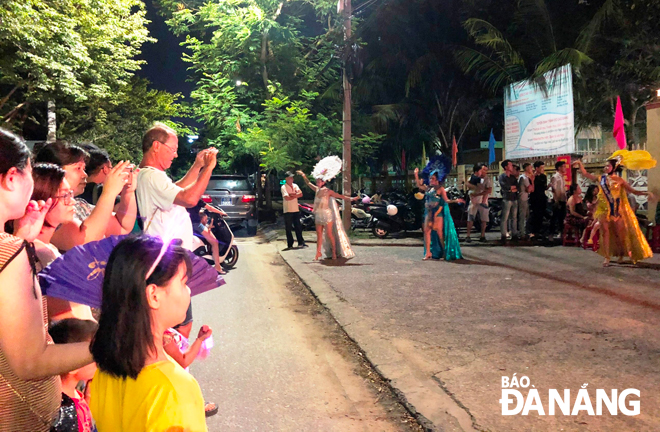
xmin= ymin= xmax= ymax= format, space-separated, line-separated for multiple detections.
xmin=504 ymin=65 xmax=575 ymax=159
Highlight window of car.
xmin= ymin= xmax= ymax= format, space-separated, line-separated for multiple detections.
xmin=208 ymin=178 xmax=251 ymax=191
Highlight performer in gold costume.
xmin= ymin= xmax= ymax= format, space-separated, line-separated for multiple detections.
xmin=574 ymin=150 xmax=656 ymax=266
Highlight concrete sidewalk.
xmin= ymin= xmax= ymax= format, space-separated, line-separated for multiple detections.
xmin=278 ymin=243 xmax=660 ymax=431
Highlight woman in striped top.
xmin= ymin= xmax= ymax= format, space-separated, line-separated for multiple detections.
xmin=0 ymin=128 xmax=93 ymax=432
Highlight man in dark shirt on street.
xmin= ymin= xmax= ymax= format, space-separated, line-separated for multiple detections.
xmin=529 ymin=161 xmax=548 ymax=239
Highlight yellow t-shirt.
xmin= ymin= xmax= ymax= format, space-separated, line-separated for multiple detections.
xmin=89 ymin=357 xmax=208 ymax=432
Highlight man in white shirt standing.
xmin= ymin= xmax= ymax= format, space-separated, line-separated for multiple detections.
xmin=136 ymin=122 xmax=217 ymax=339
xmin=549 ymin=160 xmax=567 ymax=238
xmin=281 ymin=171 xmax=306 ymax=250
xmin=136 ymin=122 xmax=217 ymax=251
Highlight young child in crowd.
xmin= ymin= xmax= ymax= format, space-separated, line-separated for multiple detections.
xmin=49 ymin=318 xmax=99 ymax=432
xmin=163 ymin=324 xmax=217 ymax=417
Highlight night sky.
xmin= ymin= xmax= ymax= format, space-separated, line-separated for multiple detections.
xmin=137 ymin=1 xmax=193 ymax=103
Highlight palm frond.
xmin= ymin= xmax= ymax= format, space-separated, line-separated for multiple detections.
xmin=463 ymin=19 xmax=525 ymax=67
xmin=405 ymin=53 xmax=439 ymax=97
xmin=372 ymin=103 xmax=410 ymax=132
xmin=533 ymin=48 xmax=593 ymax=78
xmin=454 ymin=47 xmax=526 ymax=95
xmin=576 ymin=0 xmax=618 ymax=54
xmin=516 ymin=0 xmax=556 ymax=53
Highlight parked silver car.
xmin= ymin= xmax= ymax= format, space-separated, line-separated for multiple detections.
xmin=202 ymin=175 xmax=257 ymax=235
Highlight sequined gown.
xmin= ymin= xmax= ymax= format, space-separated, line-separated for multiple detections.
xmin=424 ymin=189 xmax=462 ymax=260
xmin=593 ymin=174 xmax=652 ymax=262
xmin=314 ymin=187 xmax=355 ymax=260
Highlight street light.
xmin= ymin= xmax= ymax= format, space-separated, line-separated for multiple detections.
xmin=236 ymin=80 xmax=242 ymax=86
xmin=187 ymin=135 xmax=199 ymax=144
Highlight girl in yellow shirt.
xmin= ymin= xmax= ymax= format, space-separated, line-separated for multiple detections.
xmin=89 ymin=236 xmax=207 ymax=432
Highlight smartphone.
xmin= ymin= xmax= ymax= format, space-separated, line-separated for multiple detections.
xmin=124 ymin=165 xmax=135 ymax=186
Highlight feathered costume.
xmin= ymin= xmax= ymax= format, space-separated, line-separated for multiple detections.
xmin=422 ymin=155 xmax=462 ymax=261
xmin=594 ymin=150 xmax=655 ymax=263
xmin=311 ymin=156 xmax=355 ymax=260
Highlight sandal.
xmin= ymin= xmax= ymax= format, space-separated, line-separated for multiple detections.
xmin=205 ymin=402 xmax=218 ymax=418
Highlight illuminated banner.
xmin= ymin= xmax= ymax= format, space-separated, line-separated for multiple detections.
xmin=504 ymin=65 xmax=575 ymax=159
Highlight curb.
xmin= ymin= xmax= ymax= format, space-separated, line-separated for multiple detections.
xmin=278 ymin=244 xmax=482 ymax=432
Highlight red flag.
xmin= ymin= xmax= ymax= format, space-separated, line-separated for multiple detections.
xmin=613 ymin=96 xmax=627 ymax=150
xmin=452 ymin=135 xmax=458 ymax=167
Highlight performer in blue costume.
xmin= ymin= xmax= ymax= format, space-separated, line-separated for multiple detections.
xmin=414 ymin=156 xmax=464 ymax=261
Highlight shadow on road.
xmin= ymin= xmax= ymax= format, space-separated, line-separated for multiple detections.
xmin=307 ymin=259 xmax=371 ymax=267
xmin=461 ymin=254 xmax=660 ymax=312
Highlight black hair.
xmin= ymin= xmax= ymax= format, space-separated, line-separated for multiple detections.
xmin=513 ymin=164 xmax=520 ymax=171
xmin=91 ymin=235 xmax=192 ymax=379
xmin=584 ymin=184 xmax=598 ymax=203
xmin=49 ymin=318 xmax=98 ymax=344
xmin=31 ymin=163 xmax=67 ymax=228
xmin=31 ymin=163 xmax=66 ymax=203
xmin=0 ymin=128 xmax=31 ymax=175
xmin=607 ymin=159 xmax=623 ymax=175
xmin=533 ymin=161 xmax=545 ymax=169
xmin=142 ymin=122 xmax=176 ymax=153
xmin=555 ymin=160 xmax=566 ymax=170
xmin=522 ymin=162 xmax=531 ymax=170
xmin=80 ymin=143 xmax=110 ymax=176
xmin=473 ymin=163 xmax=486 ymax=173
xmin=34 ymin=140 xmax=89 ymax=167
xmin=568 ymin=183 xmax=580 ymax=197
xmin=501 ymin=159 xmax=512 ymax=169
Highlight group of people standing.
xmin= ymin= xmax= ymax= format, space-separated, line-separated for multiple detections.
xmin=494 ymin=159 xmax=571 ymax=242
xmin=466 ymin=151 xmax=655 ymax=266
xmin=0 ymin=123 xmax=227 ymax=432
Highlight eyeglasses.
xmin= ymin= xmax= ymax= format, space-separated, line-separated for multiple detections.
xmin=53 ymin=190 xmax=75 ymax=204
xmin=158 ymin=141 xmax=178 ymax=155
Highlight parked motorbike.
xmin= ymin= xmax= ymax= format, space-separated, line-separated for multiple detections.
xmin=298 ymin=202 xmax=316 ymax=231
xmin=351 ymin=202 xmax=374 ymax=230
xmin=192 ymin=209 xmax=239 ymax=269
xmin=369 ymin=194 xmax=423 ymax=239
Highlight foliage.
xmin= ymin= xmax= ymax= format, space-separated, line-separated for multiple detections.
xmin=354 ymin=0 xmax=496 ymax=169
xmin=0 ymin=0 xmax=154 ymax=128
xmin=157 ymin=0 xmax=380 ymax=176
xmin=456 ymin=0 xmax=660 ymax=146
xmin=57 ymin=78 xmax=192 ymax=162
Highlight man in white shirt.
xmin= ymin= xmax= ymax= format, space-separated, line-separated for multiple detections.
xmin=136 ymin=122 xmax=218 ymax=339
xmin=549 ymin=160 xmax=567 ymax=237
xmin=136 ymin=123 xmax=217 ymax=251
xmin=465 ymin=162 xmax=492 ymax=242
xmin=281 ymin=171 xmax=306 ymax=250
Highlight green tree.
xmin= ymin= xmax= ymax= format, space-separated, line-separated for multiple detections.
xmin=57 ymin=77 xmax=191 ymax=162
xmin=0 ymin=0 xmax=154 ymax=132
xmin=159 ymin=0 xmax=379 ymax=175
xmin=456 ymin=0 xmax=660 ymax=147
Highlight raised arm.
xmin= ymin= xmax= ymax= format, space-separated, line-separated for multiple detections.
xmin=328 ymin=189 xmax=359 ymax=201
xmin=175 ymin=149 xmax=207 ymax=189
xmin=52 ymin=161 xmax=131 ymax=250
xmin=574 ymin=160 xmax=598 ymax=183
xmin=296 ymin=171 xmax=318 ymax=192
xmin=174 ymin=151 xmax=216 ymax=208
xmin=413 ymin=168 xmax=428 ymax=191
xmin=105 ymin=168 xmax=138 ymax=236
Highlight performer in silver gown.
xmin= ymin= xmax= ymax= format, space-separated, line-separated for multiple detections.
xmin=297 ymin=170 xmax=359 ymax=260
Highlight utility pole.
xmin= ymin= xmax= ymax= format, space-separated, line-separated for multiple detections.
xmin=341 ymin=0 xmax=352 ymax=231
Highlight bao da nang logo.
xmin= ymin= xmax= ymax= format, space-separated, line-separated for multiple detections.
xmin=499 ymin=374 xmax=640 ymax=416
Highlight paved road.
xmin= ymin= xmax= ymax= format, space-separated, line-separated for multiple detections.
xmin=188 ymin=240 xmax=421 ymax=432
xmin=281 ymin=243 xmax=660 ymax=432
